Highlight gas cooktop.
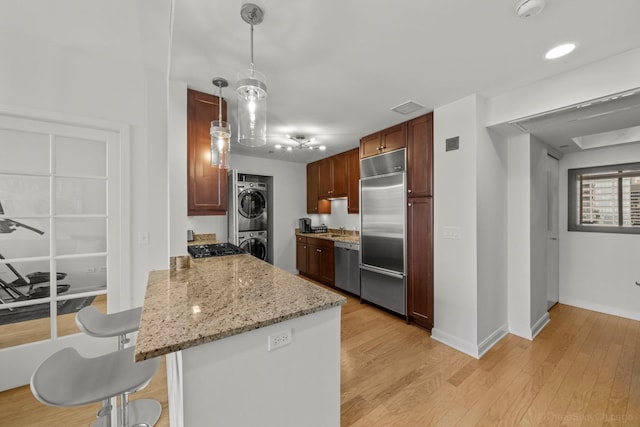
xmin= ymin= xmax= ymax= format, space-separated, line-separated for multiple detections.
xmin=187 ymin=243 xmax=246 ymax=259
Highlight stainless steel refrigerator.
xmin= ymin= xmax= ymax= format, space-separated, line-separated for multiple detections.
xmin=359 ymin=149 xmax=407 ymax=316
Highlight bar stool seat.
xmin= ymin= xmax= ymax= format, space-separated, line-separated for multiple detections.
xmin=76 ymin=306 xmax=142 ymax=338
xmin=74 ymin=305 xmax=161 ymax=426
xmin=31 ymin=346 xmax=159 ymax=426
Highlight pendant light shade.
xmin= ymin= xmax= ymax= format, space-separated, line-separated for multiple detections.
xmin=237 ymin=3 xmax=267 ymax=147
xmin=210 ymin=78 xmax=230 ymax=169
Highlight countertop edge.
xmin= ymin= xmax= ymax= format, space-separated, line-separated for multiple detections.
xmin=134 ymin=298 xmax=345 ymax=361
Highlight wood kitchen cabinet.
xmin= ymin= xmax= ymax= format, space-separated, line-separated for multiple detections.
xmin=347 ymin=148 xmax=360 ymax=213
xmin=306 ymin=162 xmax=331 ymax=214
xmin=187 ymin=88 xmax=228 ymax=215
xmin=297 ymin=235 xmax=335 ymax=287
xmin=318 ymin=154 xmax=348 ymax=199
xmin=406 ymin=113 xmax=434 ymax=330
xmin=407 ymin=113 xmax=434 ymax=198
xmin=407 ymin=197 xmax=433 ymax=330
xmin=360 ymin=123 xmax=407 ymax=159
xmin=296 ymin=235 xmax=308 ymax=274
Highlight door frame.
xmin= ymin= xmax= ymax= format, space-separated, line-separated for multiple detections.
xmin=0 ymin=104 xmax=131 ymax=391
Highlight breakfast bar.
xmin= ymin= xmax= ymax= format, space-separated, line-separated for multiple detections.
xmin=135 ymin=252 xmax=346 ymax=427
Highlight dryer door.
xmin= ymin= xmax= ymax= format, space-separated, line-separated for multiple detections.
xmin=238 ymin=189 xmax=266 ymax=219
xmin=237 ymin=188 xmax=267 ymax=231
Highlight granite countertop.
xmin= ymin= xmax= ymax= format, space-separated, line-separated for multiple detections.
xmin=187 ymin=233 xmax=218 ymax=246
xmin=295 ymin=229 xmax=360 ymax=244
xmin=135 ymin=254 xmax=346 ymax=361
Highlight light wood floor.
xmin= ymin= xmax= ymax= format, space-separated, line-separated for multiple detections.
xmin=2 ymin=290 xmax=639 ymax=426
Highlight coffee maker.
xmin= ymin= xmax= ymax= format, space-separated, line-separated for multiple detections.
xmin=298 ymin=218 xmax=311 ymax=233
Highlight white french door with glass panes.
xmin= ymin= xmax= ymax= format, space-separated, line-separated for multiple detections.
xmin=0 ymin=109 xmax=129 ymax=391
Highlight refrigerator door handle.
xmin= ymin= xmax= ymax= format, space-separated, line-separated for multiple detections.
xmin=360 ymin=264 xmax=404 ymax=279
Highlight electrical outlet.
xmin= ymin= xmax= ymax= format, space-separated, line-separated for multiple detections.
xmin=268 ymin=329 xmax=292 ymax=351
xmin=98 ymin=266 xmax=107 ymax=273
xmin=85 ymin=267 xmax=97 ymax=273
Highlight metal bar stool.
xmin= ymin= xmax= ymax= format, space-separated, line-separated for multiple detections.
xmin=75 ymin=306 xmax=161 ymax=427
xmin=30 ymin=346 xmax=159 ymax=427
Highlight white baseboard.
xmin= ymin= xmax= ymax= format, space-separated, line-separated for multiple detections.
xmin=509 ymin=313 xmax=550 ymax=340
xmin=478 ymin=326 xmax=508 ymax=358
xmin=531 ymin=312 xmax=550 ymax=339
xmin=432 ymin=326 xmax=507 ymax=359
xmin=560 ymin=298 xmax=640 ymax=321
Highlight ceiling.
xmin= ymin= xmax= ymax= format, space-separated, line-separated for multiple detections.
xmin=170 ymin=0 xmax=640 ymax=163
xmin=3 ymin=1 xmax=640 ymax=163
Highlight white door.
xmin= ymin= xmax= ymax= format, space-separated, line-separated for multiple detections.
xmin=0 ymin=111 xmax=128 ymax=390
xmin=546 ymin=154 xmax=559 ymax=309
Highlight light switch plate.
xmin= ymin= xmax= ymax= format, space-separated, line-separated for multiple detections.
xmin=443 ymin=226 xmax=461 ymax=239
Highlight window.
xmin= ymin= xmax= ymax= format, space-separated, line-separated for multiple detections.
xmin=568 ymin=162 xmax=640 ymax=234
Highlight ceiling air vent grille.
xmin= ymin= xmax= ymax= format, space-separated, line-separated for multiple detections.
xmin=391 ymin=100 xmax=424 ymax=115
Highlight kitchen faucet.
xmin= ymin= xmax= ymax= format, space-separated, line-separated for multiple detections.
xmin=339 ymin=226 xmax=345 ymax=235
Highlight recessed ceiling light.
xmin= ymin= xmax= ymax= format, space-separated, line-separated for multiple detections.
xmin=545 ymin=43 xmax=577 ymax=60
xmin=274 ymin=144 xmax=282 ymax=149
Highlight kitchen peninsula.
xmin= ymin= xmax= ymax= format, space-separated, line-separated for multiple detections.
xmin=135 ymin=251 xmax=346 ymax=427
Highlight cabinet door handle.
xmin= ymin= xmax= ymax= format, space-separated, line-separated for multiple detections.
xmin=408 ymin=203 xmax=412 ymax=207
xmin=408 ymin=189 xmax=412 ymax=193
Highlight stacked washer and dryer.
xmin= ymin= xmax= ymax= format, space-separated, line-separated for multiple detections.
xmin=228 ymin=171 xmax=270 ymax=263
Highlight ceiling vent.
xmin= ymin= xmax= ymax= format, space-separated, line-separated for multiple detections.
xmin=391 ymin=100 xmax=424 ymax=115
xmin=509 ymin=88 xmax=640 ymax=133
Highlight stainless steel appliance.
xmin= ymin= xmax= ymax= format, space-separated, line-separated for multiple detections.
xmin=359 ymin=149 xmax=406 ymax=316
xmin=335 ymin=241 xmax=360 ymax=296
xmin=238 ymin=231 xmax=268 ymax=261
xmin=237 ymin=181 xmax=268 ymax=231
xmin=298 ymin=217 xmax=311 ymax=233
xmin=187 ymin=243 xmax=246 ymax=258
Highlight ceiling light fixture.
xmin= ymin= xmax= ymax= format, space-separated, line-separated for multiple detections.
xmin=210 ymin=77 xmax=230 ymax=168
xmin=237 ymin=3 xmax=267 ymax=147
xmin=275 ymin=134 xmax=326 ymax=151
xmin=545 ymin=42 xmax=577 ymax=60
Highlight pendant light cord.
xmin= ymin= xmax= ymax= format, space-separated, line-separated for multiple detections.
xmin=218 ymin=83 xmax=222 ymax=120
xmin=250 ymin=23 xmax=254 ymax=70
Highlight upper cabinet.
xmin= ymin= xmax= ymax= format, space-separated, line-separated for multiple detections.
xmin=187 ymin=88 xmax=228 ymax=216
xmin=306 ymin=162 xmax=331 ymax=214
xmin=346 ymin=148 xmax=360 ymax=214
xmin=360 ymin=123 xmax=407 ymax=159
xmin=318 ymin=153 xmax=348 ymax=199
xmin=406 ymin=113 xmax=434 ymax=197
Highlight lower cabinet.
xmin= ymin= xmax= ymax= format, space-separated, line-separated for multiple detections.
xmin=296 ymin=235 xmax=335 ymax=287
xmin=407 ymin=197 xmax=433 ymax=330
xmin=296 ymin=235 xmax=308 ymax=274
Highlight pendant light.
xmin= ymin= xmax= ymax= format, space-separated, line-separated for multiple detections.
xmin=210 ymin=77 xmax=230 ymax=168
xmin=237 ymin=3 xmax=267 ymax=147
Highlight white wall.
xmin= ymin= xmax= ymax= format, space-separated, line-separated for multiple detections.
xmin=507 ymin=134 xmax=532 ymax=337
xmin=475 ymin=95 xmax=508 ymax=352
xmin=432 ymin=94 xmax=480 ymax=356
xmin=310 ymin=199 xmax=360 ymax=232
xmin=559 ymin=143 xmax=640 ymax=320
xmin=0 ymin=25 xmax=169 ymax=307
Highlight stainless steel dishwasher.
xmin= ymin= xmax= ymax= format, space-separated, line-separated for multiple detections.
xmin=334 ymin=241 xmax=360 ymax=296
